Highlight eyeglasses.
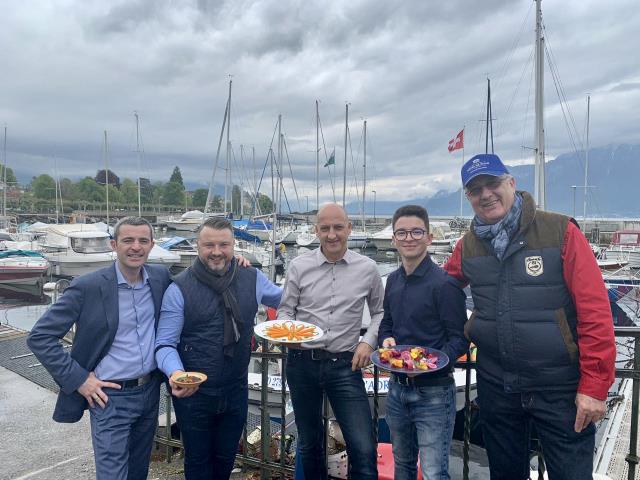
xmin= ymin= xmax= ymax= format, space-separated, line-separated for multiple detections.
xmin=465 ymin=177 xmax=505 ymax=198
xmin=393 ymin=228 xmax=426 ymax=241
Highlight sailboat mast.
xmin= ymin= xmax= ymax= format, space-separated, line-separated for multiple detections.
xmin=252 ymin=146 xmax=256 ymax=215
xmin=225 ymin=79 xmax=232 ymax=214
xmin=2 ymin=126 xmax=6 ymax=218
xmin=134 ymin=112 xmax=142 ymax=217
xmin=583 ymin=95 xmax=590 ymax=221
xmin=460 ymin=125 xmax=465 ymax=217
xmin=316 ymin=100 xmax=320 ymax=211
xmin=205 ymin=85 xmax=230 ymax=215
xmin=485 ymin=79 xmax=490 ymax=154
xmin=362 ymin=120 xmax=367 ymax=233
xmin=534 ymin=0 xmax=546 ymax=210
xmin=342 ymin=103 xmax=348 ymax=207
xmin=104 ymin=130 xmax=109 ymax=225
xmin=54 ymin=156 xmax=59 ymax=224
xmin=277 ymin=115 xmax=282 ymax=216
xmin=240 ymin=144 xmax=244 ymax=219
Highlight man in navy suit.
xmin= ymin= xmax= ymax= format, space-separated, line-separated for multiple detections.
xmin=28 ymin=217 xmax=172 ymax=480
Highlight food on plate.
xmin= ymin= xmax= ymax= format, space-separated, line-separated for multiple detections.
xmin=263 ymin=321 xmax=317 ymax=341
xmin=171 ymin=371 xmax=207 ymax=386
xmin=378 ymin=346 xmax=439 ymax=371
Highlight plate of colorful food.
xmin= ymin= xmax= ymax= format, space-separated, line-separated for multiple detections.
xmin=171 ymin=371 xmax=207 ymax=387
xmin=254 ymin=320 xmax=324 ymax=344
xmin=371 ymin=345 xmax=449 ymax=374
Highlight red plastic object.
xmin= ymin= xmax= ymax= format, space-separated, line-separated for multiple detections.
xmin=377 ymin=443 xmax=423 ymax=479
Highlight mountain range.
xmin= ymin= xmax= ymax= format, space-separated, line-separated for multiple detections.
xmin=345 ymin=144 xmax=640 ymax=218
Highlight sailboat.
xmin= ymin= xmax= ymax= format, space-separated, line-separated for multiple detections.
xmin=295 ymin=104 xmax=371 ymax=249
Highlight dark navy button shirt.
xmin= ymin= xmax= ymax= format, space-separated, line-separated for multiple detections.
xmin=378 ymin=255 xmax=469 ymax=373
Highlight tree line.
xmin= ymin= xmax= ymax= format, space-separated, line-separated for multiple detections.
xmin=7 ymin=166 xmax=274 ymax=215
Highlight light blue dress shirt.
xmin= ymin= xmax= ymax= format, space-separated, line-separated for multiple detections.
xmin=155 ymin=269 xmax=282 ymax=377
xmin=94 ymin=263 xmax=157 ymax=381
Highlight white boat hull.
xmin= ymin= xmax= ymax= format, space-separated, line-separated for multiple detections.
xmin=44 ymin=252 xmax=115 ymax=277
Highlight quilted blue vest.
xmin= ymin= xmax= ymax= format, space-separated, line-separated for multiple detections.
xmin=173 ymin=266 xmax=258 ymax=395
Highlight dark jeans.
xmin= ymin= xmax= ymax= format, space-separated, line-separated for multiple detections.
xmin=89 ymin=376 xmax=160 ymax=480
xmin=476 ymin=376 xmax=596 ymax=480
xmin=173 ymin=384 xmax=248 ymax=480
xmin=286 ymin=350 xmax=377 ymax=480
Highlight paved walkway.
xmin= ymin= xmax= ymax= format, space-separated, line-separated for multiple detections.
xmin=0 ymin=366 xmax=253 ymax=480
xmin=0 ymin=366 xmax=95 ymax=480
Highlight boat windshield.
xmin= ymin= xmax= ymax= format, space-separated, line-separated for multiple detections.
xmin=70 ymin=236 xmax=112 ymax=254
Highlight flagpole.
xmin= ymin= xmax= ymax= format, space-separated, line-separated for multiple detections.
xmin=460 ymin=126 xmax=465 ymax=217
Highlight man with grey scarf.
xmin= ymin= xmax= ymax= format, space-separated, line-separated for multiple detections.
xmin=445 ymin=153 xmax=615 ymax=480
xmin=155 ymin=217 xmax=282 ymax=480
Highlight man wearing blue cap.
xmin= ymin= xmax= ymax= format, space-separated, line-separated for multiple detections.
xmin=445 ymin=153 xmax=616 ymax=480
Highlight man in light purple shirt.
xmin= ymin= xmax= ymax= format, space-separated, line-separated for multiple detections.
xmin=278 ymin=203 xmax=384 ymax=479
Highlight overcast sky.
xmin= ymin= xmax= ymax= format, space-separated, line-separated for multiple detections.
xmin=2 ymin=0 xmax=639 ymax=209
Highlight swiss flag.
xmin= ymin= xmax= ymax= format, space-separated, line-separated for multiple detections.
xmin=448 ymin=129 xmax=464 ymax=152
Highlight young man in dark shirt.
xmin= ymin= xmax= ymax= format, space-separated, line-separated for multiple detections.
xmin=378 ymin=205 xmax=468 ymax=480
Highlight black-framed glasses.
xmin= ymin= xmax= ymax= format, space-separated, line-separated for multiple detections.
xmin=393 ymin=228 xmax=426 ymax=241
xmin=465 ymin=177 xmax=505 ymax=198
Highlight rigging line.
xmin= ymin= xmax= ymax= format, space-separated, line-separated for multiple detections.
xmin=495 ymin=1 xmax=535 ymax=97
xmin=318 ymin=114 xmax=336 ymax=203
xmin=544 ymin=23 xmax=584 ymax=153
xmin=205 ymin=97 xmax=229 ymax=213
xmin=504 ymin=46 xmax=535 ymax=133
xmin=282 ymin=136 xmax=302 ymax=211
xmin=346 ymin=123 xmax=361 ymax=206
xmin=271 ymin=140 xmax=293 ymax=214
xmin=520 ymin=56 xmax=535 ymax=164
xmin=545 ymin=46 xmax=583 ymax=169
xmin=256 ymin=119 xmax=281 ymax=195
xmin=351 ymin=123 xmax=366 ymax=217
xmin=237 ymin=145 xmax=260 ymax=206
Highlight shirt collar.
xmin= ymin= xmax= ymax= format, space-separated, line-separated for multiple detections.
xmin=315 ymin=246 xmax=353 ymax=266
xmin=115 ymin=261 xmax=149 ymax=287
xmin=400 ymin=254 xmax=433 ymax=278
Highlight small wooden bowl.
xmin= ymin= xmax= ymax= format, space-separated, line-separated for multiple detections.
xmin=171 ymin=371 xmax=207 ymax=387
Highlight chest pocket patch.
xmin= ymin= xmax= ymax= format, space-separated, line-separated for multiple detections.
xmin=525 ymin=256 xmax=543 ymax=276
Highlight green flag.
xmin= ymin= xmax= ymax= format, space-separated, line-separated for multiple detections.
xmin=324 ymin=149 xmax=335 ymax=167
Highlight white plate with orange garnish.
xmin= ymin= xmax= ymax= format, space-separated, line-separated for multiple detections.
xmin=254 ymin=320 xmax=324 ymax=344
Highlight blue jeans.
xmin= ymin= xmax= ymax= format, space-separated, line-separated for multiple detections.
xmin=89 ymin=377 xmax=160 ymax=480
xmin=286 ymin=350 xmax=377 ymax=480
xmin=173 ymin=384 xmax=248 ymax=480
xmin=385 ymin=381 xmax=456 ymax=480
xmin=476 ymin=377 xmax=596 ymax=480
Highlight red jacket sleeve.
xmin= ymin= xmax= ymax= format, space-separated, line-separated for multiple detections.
xmin=444 ymin=238 xmax=469 ymax=287
xmin=562 ymin=221 xmax=616 ymax=400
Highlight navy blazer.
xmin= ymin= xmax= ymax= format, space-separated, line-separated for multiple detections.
xmin=27 ymin=263 xmax=172 ymax=423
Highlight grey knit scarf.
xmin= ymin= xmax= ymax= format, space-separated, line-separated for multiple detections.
xmin=473 ymin=192 xmax=523 ymax=261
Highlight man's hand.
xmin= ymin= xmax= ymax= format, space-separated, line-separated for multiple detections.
xmin=169 ymin=370 xmax=200 ymax=398
xmin=382 ymin=337 xmax=396 ymax=348
xmin=352 ymin=342 xmax=374 ymax=371
xmin=235 ymin=255 xmax=251 ymax=268
xmin=574 ymin=392 xmax=606 ymax=432
xmin=77 ymin=372 xmax=121 ymax=409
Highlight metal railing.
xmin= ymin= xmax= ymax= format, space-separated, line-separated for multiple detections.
xmin=154 ymin=325 xmax=640 ymax=480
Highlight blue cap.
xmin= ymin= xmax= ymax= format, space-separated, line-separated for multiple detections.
xmin=461 ymin=153 xmax=509 ymax=187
